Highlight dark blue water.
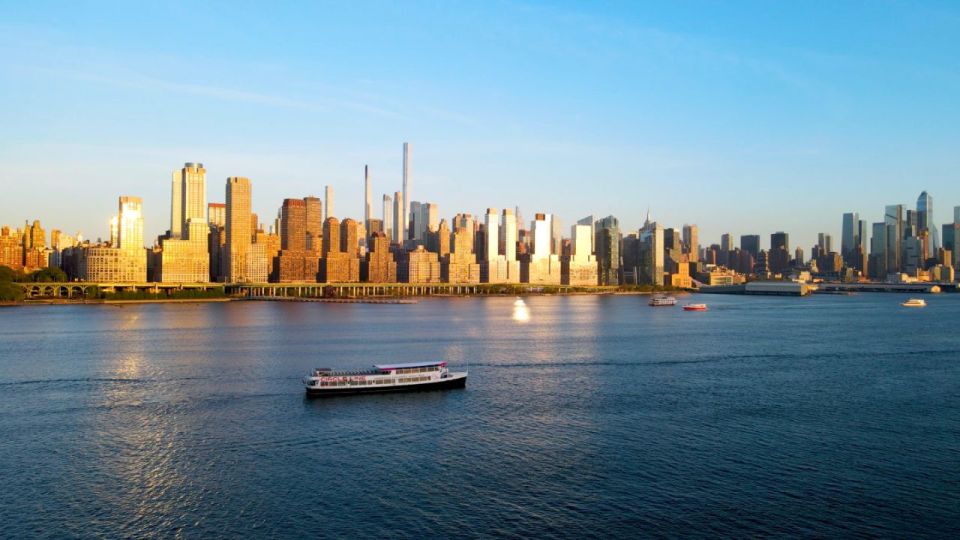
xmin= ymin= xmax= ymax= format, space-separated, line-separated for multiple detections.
xmin=1 ymin=294 xmax=958 ymax=538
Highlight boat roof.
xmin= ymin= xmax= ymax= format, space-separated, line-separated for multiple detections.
xmin=375 ymin=361 xmax=447 ymax=370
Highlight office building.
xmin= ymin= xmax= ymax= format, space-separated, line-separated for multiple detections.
xmin=562 ymin=224 xmax=599 ymax=286
xmin=304 ymin=196 xmax=323 ymax=253
xmin=224 ymin=177 xmax=267 ymax=282
xmin=741 ymin=235 xmax=760 ymax=260
xmin=521 ymin=213 xmax=561 ymax=284
xmin=170 ymin=163 xmax=206 ymax=239
xmin=682 ymin=224 xmax=699 ymax=263
xmin=595 ymin=215 xmax=620 ymax=285
xmin=480 ymin=207 xmax=510 ymax=283
xmin=639 ymin=220 xmax=664 ymax=286
xmin=885 ymin=204 xmax=904 ymax=274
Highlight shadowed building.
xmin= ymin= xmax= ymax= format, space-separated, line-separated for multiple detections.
xmin=317 ymin=217 xmax=360 ymax=283
xmin=362 ymin=231 xmax=397 ymax=283
xmin=595 ymin=216 xmax=620 ymax=285
xmin=562 ymin=223 xmax=598 ymax=286
xmin=427 ymin=219 xmax=451 ymax=258
xmin=480 ymin=207 xmax=512 ymax=283
xmin=304 ymin=196 xmax=323 ymax=254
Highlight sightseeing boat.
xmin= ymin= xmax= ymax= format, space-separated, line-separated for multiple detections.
xmin=901 ymin=298 xmax=926 ymax=308
xmin=649 ymin=295 xmax=677 ymax=307
xmin=304 ymin=361 xmax=467 ymax=397
xmin=683 ymin=303 xmax=708 ymax=311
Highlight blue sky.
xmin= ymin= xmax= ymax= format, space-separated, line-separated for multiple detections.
xmin=1 ymin=0 xmax=958 ymax=250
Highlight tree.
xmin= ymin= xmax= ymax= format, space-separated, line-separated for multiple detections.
xmin=0 ymin=265 xmax=20 ymax=283
xmin=28 ymin=267 xmax=68 ymax=283
xmin=0 ymin=281 xmax=24 ymax=302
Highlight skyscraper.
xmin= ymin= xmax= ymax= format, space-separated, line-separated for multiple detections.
xmin=741 ymin=235 xmax=760 ymax=259
xmin=595 ymin=215 xmax=620 ymax=285
xmin=393 ymin=191 xmax=404 ymax=245
xmin=870 ymin=222 xmax=887 ymax=279
xmin=916 ymin=191 xmax=939 ymax=257
xmin=118 ymin=196 xmax=147 ymax=281
xmin=817 ymin=233 xmax=833 ymax=254
xmin=304 ymin=196 xmax=323 ymax=253
xmin=562 ymin=224 xmax=598 ymax=286
xmin=682 ymin=224 xmax=698 ymax=262
xmin=225 ymin=177 xmax=252 ymax=282
xmin=170 ymin=162 xmax=206 ymax=238
xmin=841 ymin=212 xmax=859 ymax=262
xmin=280 ymin=199 xmax=307 ymax=252
xmin=640 ymin=220 xmax=664 ymax=286
xmin=402 ymin=142 xmax=411 ymax=244
xmin=364 ymin=165 xmax=372 ymax=228
xmin=382 ymin=194 xmax=393 ymax=242
xmin=885 ymin=204 xmax=904 ymax=274
xmin=521 ymin=213 xmax=561 ymax=284
xmin=324 ymin=185 xmax=334 ymax=220
xmin=502 ymin=209 xmax=518 ymax=262
xmin=771 ymin=232 xmax=789 ymax=252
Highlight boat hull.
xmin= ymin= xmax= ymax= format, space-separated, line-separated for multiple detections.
xmin=305 ymin=373 xmax=467 ymax=397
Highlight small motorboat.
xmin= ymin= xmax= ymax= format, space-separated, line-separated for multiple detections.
xmin=901 ymin=298 xmax=926 ymax=308
xmin=683 ymin=303 xmax=708 ymax=311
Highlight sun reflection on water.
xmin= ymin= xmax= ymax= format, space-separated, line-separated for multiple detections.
xmin=512 ymin=298 xmax=530 ymax=323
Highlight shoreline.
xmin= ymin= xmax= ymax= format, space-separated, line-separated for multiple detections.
xmin=2 ymin=288 xmax=682 ymax=307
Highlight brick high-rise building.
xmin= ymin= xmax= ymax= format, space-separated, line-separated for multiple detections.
xmin=398 ymin=246 xmax=441 ymax=283
xmin=362 ymin=231 xmax=397 ymax=283
xmin=304 ymin=196 xmax=322 ymax=253
xmin=442 ymin=227 xmax=481 ymax=284
xmin=318 ymin=217 xmax=360 ymax=283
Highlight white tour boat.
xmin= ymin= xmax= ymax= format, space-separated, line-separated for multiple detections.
xmin=304 ymin=361 xmax=467 ymax=397
xmin=649 ymin=295 xmax=677 ymax=307
xmin=901 ymin=298 xmax=926 ymax=308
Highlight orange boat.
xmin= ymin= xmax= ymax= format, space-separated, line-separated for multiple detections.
xmin=683 ymin=303 xmax=708 ymax=311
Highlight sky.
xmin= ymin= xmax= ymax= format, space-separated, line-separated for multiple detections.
xmin=1 ymin=0 xmax=958 ymax=250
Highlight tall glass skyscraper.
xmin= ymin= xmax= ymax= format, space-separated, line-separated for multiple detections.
xmin=884 ymin=204 xmax=904 ymax=274
xmin=916 ymin=190 xmax=939 ymax=257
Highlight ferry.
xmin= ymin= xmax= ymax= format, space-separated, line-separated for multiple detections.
xmin=304 ymin=361 xmax=467 ymax=397
xmin=901 ymin=298 xmax=926 ymax=308
xmin=649 ymin=295 xmax=677 ymax=307
xmin=683 ymin=303 xmax=708 ymax=311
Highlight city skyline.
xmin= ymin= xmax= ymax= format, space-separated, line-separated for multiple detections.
xmin=2 ymin=2 xmax=959 ymax=249
xmin=2 ymin=152 xmax=955 ymax=256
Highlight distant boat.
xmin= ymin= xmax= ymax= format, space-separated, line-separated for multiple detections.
xmin=683 ymin=303 xmax=708 ymax=311
xmin=649 ymin=295 xmax=677 ymax=307
xmin=901 ymin=298 xmax=926 ymax=308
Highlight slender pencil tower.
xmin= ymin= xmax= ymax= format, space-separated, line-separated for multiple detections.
xmin=402 ymin=142 xmax=411 ymax=243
